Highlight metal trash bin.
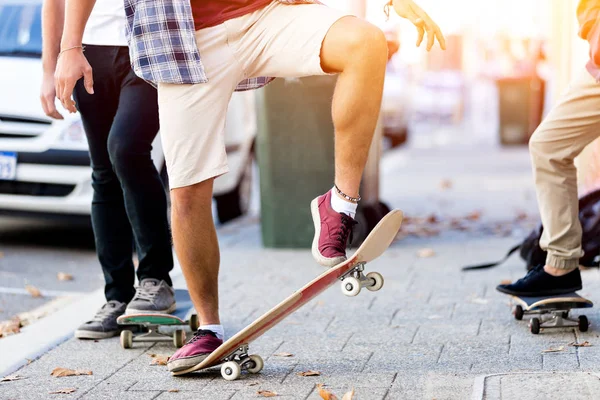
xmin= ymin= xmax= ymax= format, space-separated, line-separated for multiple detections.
xmin=496 ymin=76 xmax=545 ymax=145
xmin=256 ymin=76 xmax=388 ymax=248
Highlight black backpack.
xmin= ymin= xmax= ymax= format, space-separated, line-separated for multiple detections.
xmin=463 ymin=188 xmax=600 ymax=271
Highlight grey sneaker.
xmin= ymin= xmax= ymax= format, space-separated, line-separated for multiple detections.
xmin=125 ymin=278 xmax=176 ymax=315
xmin=74 ymin=301 xmax=126 ymax=339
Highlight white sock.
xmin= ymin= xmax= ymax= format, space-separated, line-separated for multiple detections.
xmin=200 ymin=324 xmax=224 ymax=341
xmin=330 ymin=188 xmax=358 ymax=218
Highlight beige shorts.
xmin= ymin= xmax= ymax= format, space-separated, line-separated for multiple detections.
xmin=158 ymin=1 xmax=351 ymax=189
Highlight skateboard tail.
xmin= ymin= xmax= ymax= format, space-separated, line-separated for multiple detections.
xmin=182 ymin=257 xmax=363 ymax=373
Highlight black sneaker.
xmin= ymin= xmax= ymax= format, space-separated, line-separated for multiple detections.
xmin=496 ymin=265 xmax=582 ymax=296
xmin=74 ymin=301 xmax=126 ymax=339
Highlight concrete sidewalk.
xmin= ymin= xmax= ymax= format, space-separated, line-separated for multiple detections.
xmin=3 ymin=147 xmax=600 ymax=399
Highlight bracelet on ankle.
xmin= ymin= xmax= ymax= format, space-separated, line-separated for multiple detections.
xmin=334 ymin=184 xmax=361 ymax=203
xmin=384 ymin=0 xmax=393 ymax=20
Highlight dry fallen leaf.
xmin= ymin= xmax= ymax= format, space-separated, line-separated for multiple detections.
xmin=569 ymin=341 xmax=592 ymax=347
xmin=342 ymin=389 xmax=355 ymax=400
xmin=297 ymin=370 xmax=321 ymax=377
xmin=49 ymin=388 xmax=76 ymax=394
xmin=274 ymin=352 xmax=294 ymax=358
xmin=0 ymin=252 xmax=4 ymax=258
xmin=515 ymin=211 xmax=529 ymax=221
xmin=149 ymin=354 xmax=169 ymax=366
xmin=168 ymin=389 xmax=179 ymax=393
xmin=417 ymin=248 xmax=435 ymax=258
xmin=0 ymin=317 xmax=21 ymax=338
xmin=542 ymin=346 xmax=565 ymax=353
xmin=317 ymin=384 xmax=338 ymax=400
xmin=247 ymin=382 xmax=259 ymax=387
xmin=500 ymin=279 xmax=512 ymax=285
xmin=25 ymin=285 xmax=42 ymax=298
xmin=57 ymin=273 xmax=73 ymax=281
xmin=1 ymin=375 xmax=25 ymax=382
xmin=439 ymin=179 xmax=453 ymax=190
xmin=466 ymin=211 xmax=482 ymax=221
xmin=257 ymin=390 xmax=278 ymax=397
xmin=50 ymin=368 xmax=92 ymax=377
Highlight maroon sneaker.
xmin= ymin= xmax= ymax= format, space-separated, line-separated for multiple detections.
xmin=167 ymin=329 xmax=223 ymax=373
xmin=310 ymin=191 xmax=357 ymax=267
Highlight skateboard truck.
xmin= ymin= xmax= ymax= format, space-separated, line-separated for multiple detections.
xmin=515 ymin=305 xmax=589 ymax=335
xmin=338 ymin=262 xmax=384 ymax=297
xmin=118 ymin=314 xmax=199 ymax=349
xmin=121 ymin=324 xmax=186 ymax=348
xmin=219 ymin=344 xmax=264 ymax=381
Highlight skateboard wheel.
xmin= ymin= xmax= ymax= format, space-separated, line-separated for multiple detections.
xmin=341 ymin=277 xmax=361 ymax=297
xmin=174 ymin=329 xmax=185 ymax=348
xmin=530 ymin=318 xmax=540 ymax=334
xmin=246 ymin=354 xmax=264 ymax=374
xmin=366 ymin=272 xmax=384 ymax=292
xmin=221 ymin=361 xmax=241 ymax=381
xmin=514 ymin=305 xmax=524 ymax=321
xmin=579 ymin=315 xmax=589 ymax=332
xmin=120 ymin=330 xmax=133 ymax=349
xmin=189 ymin=314 xmax=199 ymax=331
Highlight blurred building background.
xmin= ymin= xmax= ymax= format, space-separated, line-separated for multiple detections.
xmin=325 ymin=0 xmax=597 ymax=193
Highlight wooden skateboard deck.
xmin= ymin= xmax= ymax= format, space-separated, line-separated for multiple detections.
xmin=510 ymin=292 xmax=593 ymax=334
xmin=512 ymin=293 xmax=593 ymax=311
xmin=173 ymin=209 xmax=403 ymax=377
xmin=118 ymin=314 xmax=185 ymax=326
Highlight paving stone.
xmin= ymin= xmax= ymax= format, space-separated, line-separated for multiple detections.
xmin=388 ymin=372 xmax=473 ymax=400
xmin=306 ymin=386 xmax=388 ymax=400
xmin=478 ymin=372 xmax=600 ymax=400
xmin=77 ymin=388 xmax=161 ymax=400
xmin=471 ymin=353 xmax=543 ymax=374
xmin=412 ymin=321 xmax=481 ymax=345
xmin=363 ymin=345 xmax=442 ymax=373
xmin=156 ymin=388 xmax=238 ymax=400
xmin=542 ymin=352 xmax=581 ymax=371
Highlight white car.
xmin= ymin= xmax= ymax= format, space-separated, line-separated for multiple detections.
xmin=0 ymin=0 xmax=255 ymax=224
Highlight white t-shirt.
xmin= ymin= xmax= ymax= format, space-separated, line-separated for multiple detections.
xmin=82 ymin=0 xmax=127 ymax=46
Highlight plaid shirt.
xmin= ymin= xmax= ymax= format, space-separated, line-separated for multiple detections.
xmin=124 ymin=0 xmax=316 ymax=89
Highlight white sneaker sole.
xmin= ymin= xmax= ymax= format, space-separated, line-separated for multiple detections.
xmin=74 ymin=329 xmax=118 ymax=340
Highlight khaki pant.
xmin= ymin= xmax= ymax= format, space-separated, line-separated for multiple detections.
xmin=530 ymin=67 xmax=600 ymax=269
xmin=157 ymin=2 xmax=349 ymax=189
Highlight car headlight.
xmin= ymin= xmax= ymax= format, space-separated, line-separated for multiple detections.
xmin=54 ymin=119 xmax=89 ymax=151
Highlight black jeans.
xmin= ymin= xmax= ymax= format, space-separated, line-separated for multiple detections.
xmin=73 ymin=45 xmax=173 ymax=304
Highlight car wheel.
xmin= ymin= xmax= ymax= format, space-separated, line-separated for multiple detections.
xmin=214 ymin=158 xmax=252 ymax=224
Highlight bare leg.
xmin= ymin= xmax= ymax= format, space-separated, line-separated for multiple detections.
xmin=170 ymin=179 xmax=220 ymax=325
xmin=320 ymin=17 xmax=388 ymax=198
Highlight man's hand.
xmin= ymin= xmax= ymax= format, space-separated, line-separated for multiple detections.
xmin=40 ymin=72 xmax=63 ymax=119
xmin=392 ymin=0 xmax=446 ymax=51
xmin=54 ymin=48 xmax=94 ymax=113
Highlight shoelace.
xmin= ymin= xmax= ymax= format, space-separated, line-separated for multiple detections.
xmin=91 ymin=303 xmax=120 ymax=322
xmin=334 ymin=214 xmax=357 ymax=252
xmin=187 ymin=329 xmax=214 ymax=345
xmin=519 ymin=264 xmax=545 ymax=283
xmin=133 ymin=283 xmax=161 ymax=302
